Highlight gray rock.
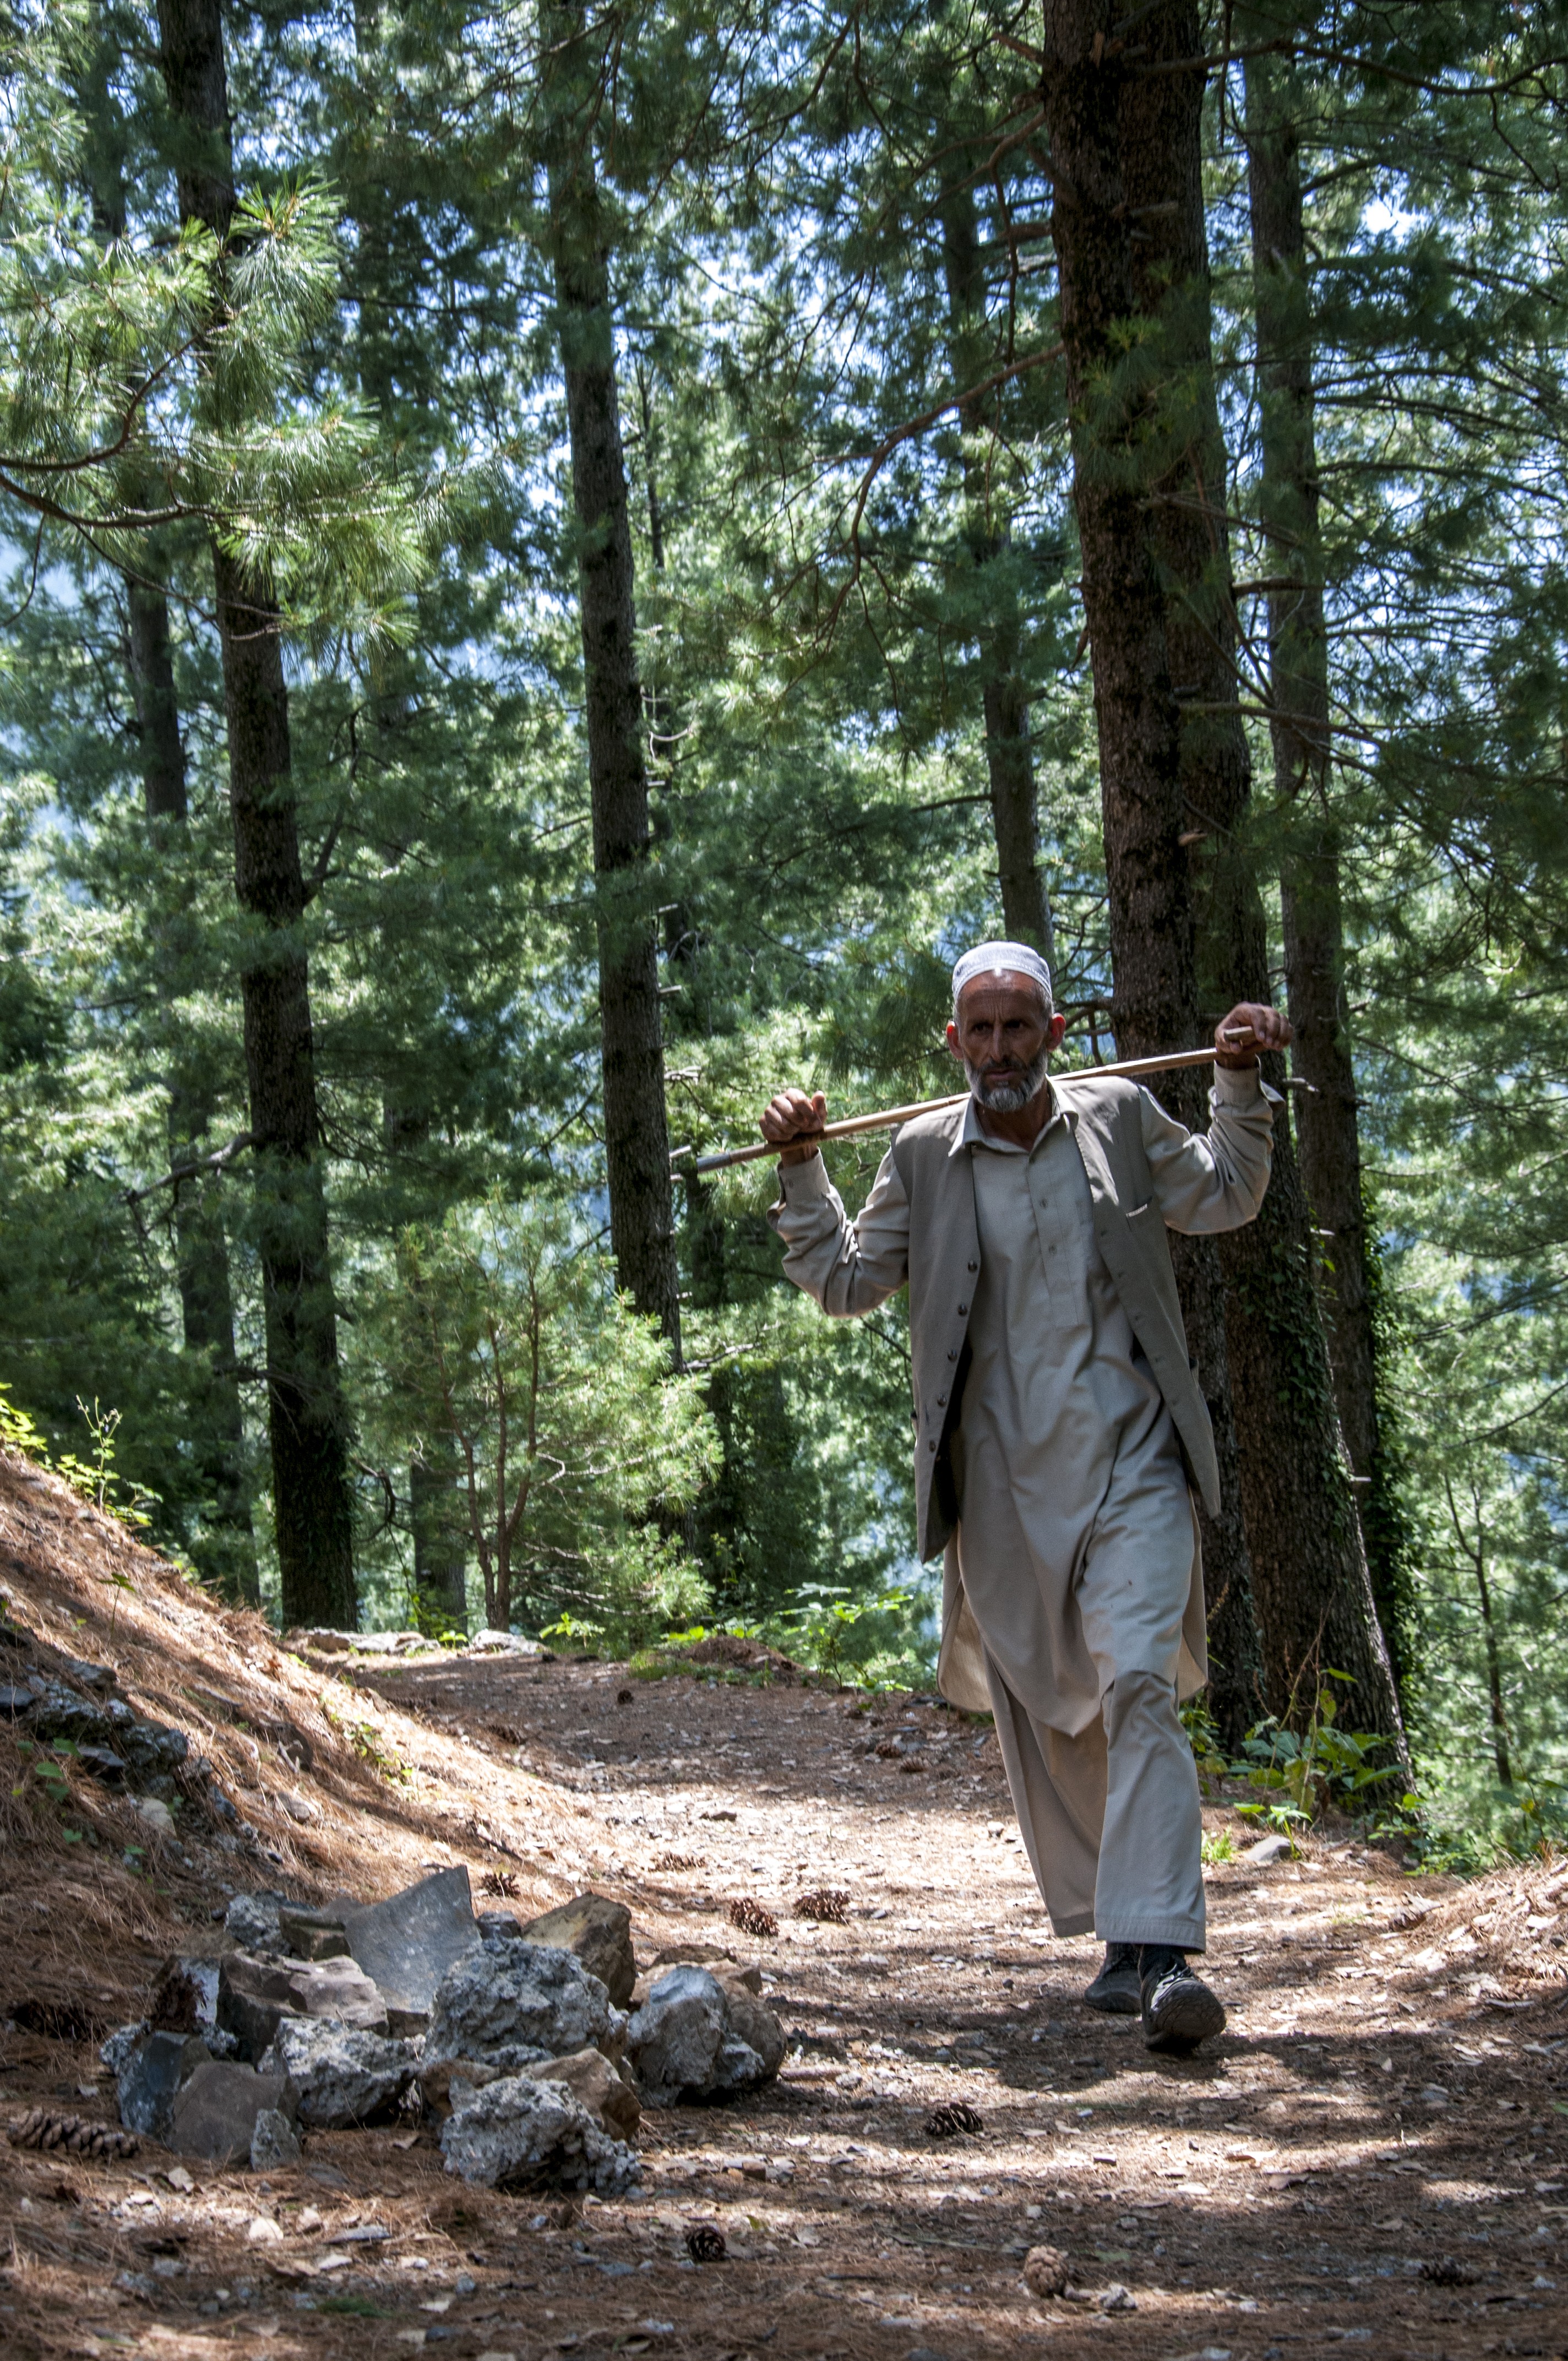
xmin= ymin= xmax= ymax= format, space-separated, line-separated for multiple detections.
xmin=149 ymin=1956 xmax=224 ymax=2048
xmin=424 ymin=1935 xmax=623 ymax=2085
xmin=439 ymin=2074 xmax=640 ymax=2192
xmin=101 ymin=2021 xmax=148 ymax=2076
xmin=278 ymin=1906 xmax=349 ymax=1961
xmin=218 ymin=1950 xmax=388 ymax=2060
xmin=117 ymin=2030 xmax=211 ymax=2141
xmin=626 ymin=1966 xmax=784 ymax=2106
xmin=23 ymin=1683 xmax=188 ymax=1781
xmin=341 ymin=1866 xmax=480 ymax=2030
xmin=258 ymin=2017 xmax=418 ymax=2128
xmin=250 ymin=2107 xmax=303 ymax=2170
xmin=1245 ymin=1834 xmax=1294 ymax=1865
xmin=171 ymin=2060 xmax=296 ymax=2169
xmin=467 ymin=1630 xmax=547 ymax=1657
xmin=225 ymin=1891 xmax=287 ymax=1953
xmin=520 ymin=1893 xmax=636 ymax=2009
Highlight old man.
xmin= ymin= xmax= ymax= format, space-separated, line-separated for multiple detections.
xmin=760 ymin=943 xmax=1287 ymax=2052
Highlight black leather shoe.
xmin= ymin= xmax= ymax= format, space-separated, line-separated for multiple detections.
xmin=1140 ymin=1952 xmax=1226 ymax=2054
xmin=1082 ymin=1941 xmax=1142 ymax=2015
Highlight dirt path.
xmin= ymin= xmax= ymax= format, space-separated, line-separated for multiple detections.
xmin=8 ymin=1619 xmax=1568 ymax=2361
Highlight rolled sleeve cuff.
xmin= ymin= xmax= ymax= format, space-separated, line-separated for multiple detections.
xmin=777 ymin=1150 xmax=832 ymax=1200
xmin=1212 ymin=1062 xmax=1282 ymax=1110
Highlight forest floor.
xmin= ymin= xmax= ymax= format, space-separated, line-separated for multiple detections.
xmin=2 ymin=1448 xmax=1567 ymax=2361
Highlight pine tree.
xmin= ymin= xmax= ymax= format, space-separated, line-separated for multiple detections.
xmin=75 ymin=3 xmax=257 ymax=1599
xmin=540 ymin=0 xmax=681 ymax=1355
xmin=154 ymin=0 xmax=355 ymax=1628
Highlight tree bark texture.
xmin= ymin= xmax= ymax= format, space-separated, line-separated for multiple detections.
xmin=126 ymin=581 xmax=259 ymax=1602
xmin=1103 ymin=7 xmax=1402 ymax=1749
xmin=156 ymin=0 xmax=356 ymax=1630
xmin=940 ymin=183 xmax=1055 ymax=959
xmin=1037 ymin=0 xmax=1262 ymax=1745
xmin=83 ymin=0 xmax=259 ymax=1603
xmin=544 ymin=9 xmax=681 ymax=1355
xmin=1042 ymin=0 xmax=1402 ymax=1751
xmin=1244 ymin=46 xmax=1408 ymax=1680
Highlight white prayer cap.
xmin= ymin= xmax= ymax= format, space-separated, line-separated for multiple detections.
xmin=951 ymin=940 xmax=1053 ymax=1014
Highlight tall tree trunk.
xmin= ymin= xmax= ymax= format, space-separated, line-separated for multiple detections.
xmin=156 ymin=0 xmax=356 ymax=1630
xmin=126 ymin=578 xmax=259 ymax=1603
xmin=81 ymin=7 xmax=258 ymax=1602
xmin=543 ymin=4 xmax=680 ymax=1354
xmin=1041 ymin=0 xmax=1402 ymax=1753
xmin=1444 ymin=1479 xmax=1511 ymax=1789
xmin=1037 ymin=0 xmax=1263 ymax=1745
xmin=1107 ymin=1 xmax=1403 ymax=1751
xmin=939 ymin=180 xmax=1054 ymax=957
xmin=1244 ymin=40 xmax=1408 ymax=1689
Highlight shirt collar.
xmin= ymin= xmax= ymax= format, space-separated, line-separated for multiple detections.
xmin=954 ymin=1081 xmax=1070 ymax=1157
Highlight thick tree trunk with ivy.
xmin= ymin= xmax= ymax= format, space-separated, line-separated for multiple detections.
xmin=1103 ymin=2 xmax=1403 ymax=1750
xmin=940 ymin=179 xmax=1054 ymax=959
xmin=1037 ymin=0 xmax=1264 ymax=1745
xmin=1244 ymin=43 xmax=1410 ymax=1689
xmin=156 ymin=0 xmax=356 ymax=1630
xmin=543 ymin=4 xmax=680 ymax=1356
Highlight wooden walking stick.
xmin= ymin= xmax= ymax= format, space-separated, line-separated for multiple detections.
xmin=672 ymin=1031 xmax=1262 ymax=1175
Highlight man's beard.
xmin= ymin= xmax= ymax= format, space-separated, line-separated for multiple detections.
xmin=964 ymin=1042 xmax=1052 ymax=1113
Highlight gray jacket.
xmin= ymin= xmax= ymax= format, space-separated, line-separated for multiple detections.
xmin=769 ymin=1065 xmax=1278 ymax=1564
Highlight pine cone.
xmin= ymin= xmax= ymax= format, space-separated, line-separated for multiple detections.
xmin=617 ymin=1687 xmax=634 ymax=1704
xmin=654 ymin=1851 xmax=704 ymax=1872
xmin=9 ymin=2108 xmax=139 ymax=2158
xmin=1422 ymin=2257 xmax=1477 ymax=2287
xmin=727 ymin=1897 xmax=778 ymax=1939
xmin=874 ymin=1739 xmax=901 ymax=1759
xmin=1022 ymin=2244 xmax=1070 ymax=2298
xmin=479 ymin=1869 xmax=520 ymax=1898
xmin=793 ymin=1888 xmax=849 ymax=1924
xmin=685 ymin=2224 xmax=727 ymax=2262
xmin=924 ymin=2101 xmax=983 ymax=2138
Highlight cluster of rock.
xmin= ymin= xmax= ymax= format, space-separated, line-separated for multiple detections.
xmin=102 ymin=1868 xmax=785 ymax=2194
xmin=288 ymin=1628 xmax=551 ymax=1660
xmin=0 ymin=1615 xmax=241 ymax=1839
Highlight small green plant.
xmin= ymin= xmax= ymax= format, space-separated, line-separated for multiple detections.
xmin=319 ymin=1687 xmax=413 ymax=1786
xmin=538 ymin=1610 xmax=606 ymax=1652
xmin=0 ymin=1385 xmax=156 ymax=1554
xmin=771 ymin=1582 xmax=925 ymax=1690
xmin=1200 ymin=1829 xmax=1238 ymax=1865
xmin=1181 ymin=1695 xmax=1229 ymax=1786
xmin=1233 ymin=1673 xmax=1404 ymax=1830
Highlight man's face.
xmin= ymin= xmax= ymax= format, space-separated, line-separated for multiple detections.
xmin=946 ymin=975 xmax=1067 ymax=1112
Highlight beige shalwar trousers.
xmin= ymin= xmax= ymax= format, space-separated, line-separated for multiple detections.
xmin=986 ymin=1658 xmax=1207 ymax=1952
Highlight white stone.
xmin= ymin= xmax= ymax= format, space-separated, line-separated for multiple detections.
xmin=625 ymin=1965 xmax=785 ymax=2106
xmin=424 ymin=1934 xmax=622 ymax=2084
xmin=258 ymin=2017 xmax=418 ymax=2128
xmin=439 ymin=2074 xmax=640 ymax=2193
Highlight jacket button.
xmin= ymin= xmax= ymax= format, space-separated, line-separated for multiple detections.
xmin=937 ymin=1394 xmax=948 ymax=1408
xmin=928 ymin=1439 xmax=938 ymax=1452
xmin=946 ymin=1349 xmax=957 ymax=1362
xmin=957 ymin=1302 xmax=968 ymax=1315
xmin=967 ymin=1258 xmax=978 ymax=1271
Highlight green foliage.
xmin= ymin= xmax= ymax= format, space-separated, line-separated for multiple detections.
xmin=358 ymin=1194 xmax=718 ymax=1648
xmin=0 ymin=0 xmax=1562 ymax=1873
